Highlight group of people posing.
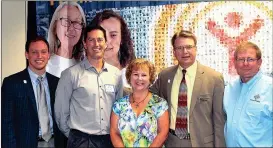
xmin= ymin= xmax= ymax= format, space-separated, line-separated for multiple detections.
xmin=2 ymin=1 xmax=272 ymax=148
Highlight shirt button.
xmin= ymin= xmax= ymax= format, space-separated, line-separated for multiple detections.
xmin=233 ymin=121 xmax=236 ymax=124
xmin=101 ymin=118 xmax=103 ymax=120
xmin=100 ymin=96 xmax=102 ymax=98
xmin=101 ymin=107 xmax=103 ymax=109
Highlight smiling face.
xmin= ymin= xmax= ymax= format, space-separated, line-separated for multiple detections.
xmin=173 ymin=37 xmax=197 ymax=69
xmin=83 ymin=29 xmax=107 ymax=60
xmin=25 ymin=41 xmax=50 ymax=75
xmin=100 ymin=17 xmax=122 ymax=60
xmin=55 ymin=5 xmax=83 ymax=49
xmin=234 ymin=47 xmax=262 ymax=83
xmin=130 ymin=65 xmax=151 ymax=92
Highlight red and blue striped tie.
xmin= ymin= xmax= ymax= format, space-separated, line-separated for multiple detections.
xmin=175 ymin=69 xmax=189 ymax=139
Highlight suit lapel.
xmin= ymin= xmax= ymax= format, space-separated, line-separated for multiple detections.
xmin=190 ymin=62 xmax=204 ymax=116
xmin=166 ymin=66 xmax=178 ymax=102
xmin=46 ymin=73 xmax=56 ymax=113
xmin=46 ymin=73 xmax=53 ymax=102
xmin=22 ymin=69 xmax=38 ymax=115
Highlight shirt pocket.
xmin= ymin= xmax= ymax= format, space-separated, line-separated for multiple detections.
xmin=245 ymin=101 xmax=263 ymax=128
xmin=74 ymin=87 xmax=90 ymax=98
xmin=75 ymin=76 xmax=94 ymax=99
xmin=197 ymin=94 xmax=212 ymax=114
xmin=73 ymin=86 xmax=96 ymax=110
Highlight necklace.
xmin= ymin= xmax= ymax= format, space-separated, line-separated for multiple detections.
xmin=131 ymin=92 xmax=149 ymax=108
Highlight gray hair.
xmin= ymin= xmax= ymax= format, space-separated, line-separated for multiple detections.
xmin=47 ymin=1 xmax=86 ymax=56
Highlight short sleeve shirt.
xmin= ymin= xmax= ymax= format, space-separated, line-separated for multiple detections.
xmin=113 ymin=93 xmax=168 ymax=147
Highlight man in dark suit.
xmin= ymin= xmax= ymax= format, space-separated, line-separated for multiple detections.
xmin=150 ymin=30 xmax=226 ymax=147
xmin=1 ymin=36 xmax=63 ymax=148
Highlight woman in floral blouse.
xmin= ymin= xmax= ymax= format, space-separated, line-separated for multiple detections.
xmin=110 ymin=58 xmax=169 ymax=147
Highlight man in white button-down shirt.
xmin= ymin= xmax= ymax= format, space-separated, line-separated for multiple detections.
xmin=55 ymin=25 xmax=123 ymax=148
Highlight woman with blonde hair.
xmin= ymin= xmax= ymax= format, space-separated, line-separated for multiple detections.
xmin=46 ymin=1 xmax=86 ymax=77
xmin=46 ymin=2 xmax=86 ymax=148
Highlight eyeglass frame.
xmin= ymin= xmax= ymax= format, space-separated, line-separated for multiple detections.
xmin=235 ymin=57 xmax=260 ymax=63
xmin=59 ymin=17 xmax=84 ymax=30
xmin=174 ymin=45 xmax=196 ymax=51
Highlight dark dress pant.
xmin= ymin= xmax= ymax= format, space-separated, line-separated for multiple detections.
xmin=67 ymin=129 xmax=113 ymax=148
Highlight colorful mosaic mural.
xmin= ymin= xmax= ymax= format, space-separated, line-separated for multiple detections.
xmin=36 ymin=1 xmax=273 ymax=84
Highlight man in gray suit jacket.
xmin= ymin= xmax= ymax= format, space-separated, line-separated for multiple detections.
xmin=150 ymin=30 xmax=226 ymax=147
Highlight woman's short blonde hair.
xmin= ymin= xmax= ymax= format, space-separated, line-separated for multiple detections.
xmin=126 ymin=58 xmax=156 ymax=86
xmin=47 ymin=1 xmax=86 ymax=58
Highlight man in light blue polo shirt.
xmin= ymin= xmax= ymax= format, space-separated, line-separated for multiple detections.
xmin=224 ymin=41 xmax=272 ymax=147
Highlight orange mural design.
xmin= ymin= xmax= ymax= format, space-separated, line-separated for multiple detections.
xmin=154 ymin=4 xmax=178 ymax=73
xmin=153 ymin=1 xmax=272 ymax=75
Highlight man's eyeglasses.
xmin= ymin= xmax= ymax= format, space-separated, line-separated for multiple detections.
xmin=236 ymin=57 xmax=259 ymax=63
xmin=174 ymin=45 xmax=196 ymax=51
xmin=59 ymin=18 xmax=84 ymax=30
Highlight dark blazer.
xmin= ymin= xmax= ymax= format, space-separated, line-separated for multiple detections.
xmin=150 ymin=62 xmax=226 ymax=147
xmin=1 ymin=69 xmax=64 ymax=148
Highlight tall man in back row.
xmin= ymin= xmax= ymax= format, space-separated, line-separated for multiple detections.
xmin=150 ymin=30 xmax=226 ymax=147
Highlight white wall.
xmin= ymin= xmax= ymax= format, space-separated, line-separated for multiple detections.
xmin=1 ymin=1 xmax=26 ymax=82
